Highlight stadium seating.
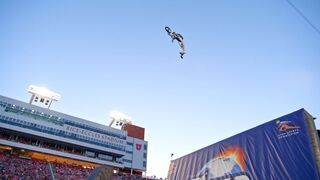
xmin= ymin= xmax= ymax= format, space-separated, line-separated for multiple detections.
xmin=0 ymin=152 xmax=95 ymax=180
xmin=0 ymin=151 xmax=154 ymax=179
xmin=0 ymin=152 xmax=50 ymax=180
xmin=53 ymin=162 xmax=93 ymax=180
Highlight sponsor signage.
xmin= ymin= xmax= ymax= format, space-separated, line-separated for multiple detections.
xmin=167 ymin=109 xmax=320 ymax=180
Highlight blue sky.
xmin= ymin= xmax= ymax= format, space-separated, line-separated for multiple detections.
xmin=1 ymin=0 xmax=320 ymax=178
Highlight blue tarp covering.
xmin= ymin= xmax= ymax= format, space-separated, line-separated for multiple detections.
xmin=167 ymin=109 xmax=320 ymax=180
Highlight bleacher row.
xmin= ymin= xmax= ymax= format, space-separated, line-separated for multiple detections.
xmin=0 ymin=152 xmax=92 ymax=180
xmin=0 ymin=152 xmax=155 ymax=180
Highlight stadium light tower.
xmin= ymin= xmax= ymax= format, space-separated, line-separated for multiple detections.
xmin=28 ymin=85 xmax=61 ymax=109
xmin=108 ymin=110 xmax=132 ymax=129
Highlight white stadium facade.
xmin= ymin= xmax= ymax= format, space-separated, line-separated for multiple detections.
xmin=0 ymin=93 xmax=148 ymax=178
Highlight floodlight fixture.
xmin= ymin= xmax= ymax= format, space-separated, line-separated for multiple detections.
xmin=109 ymin=110 xmax=132 ymax=128
xmin=28 ymin=85 xmax=61 ymax=109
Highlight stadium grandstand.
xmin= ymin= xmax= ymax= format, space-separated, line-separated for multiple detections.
xmin=0 ymin=86 xmax=149 ymax=179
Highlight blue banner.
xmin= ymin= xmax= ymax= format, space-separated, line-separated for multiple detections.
xmin=167 ymin=109 xmax=320 ymax=180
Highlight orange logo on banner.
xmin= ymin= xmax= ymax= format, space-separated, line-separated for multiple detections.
xmin=276 ymin=120 xmax=300 ymax=132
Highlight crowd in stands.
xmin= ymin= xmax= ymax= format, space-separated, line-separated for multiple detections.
xmin=0 ymin=151 xmax=95 ymax=180
xmin=53 ymin=162 xmax=93 ymax=180
xmin=0 ymin=151 xmax=159 ymax=180
xmin=0 ymin=152 xmax=51 ymax=180
xmin=0 ymin=150 xmax=160 ymax=180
